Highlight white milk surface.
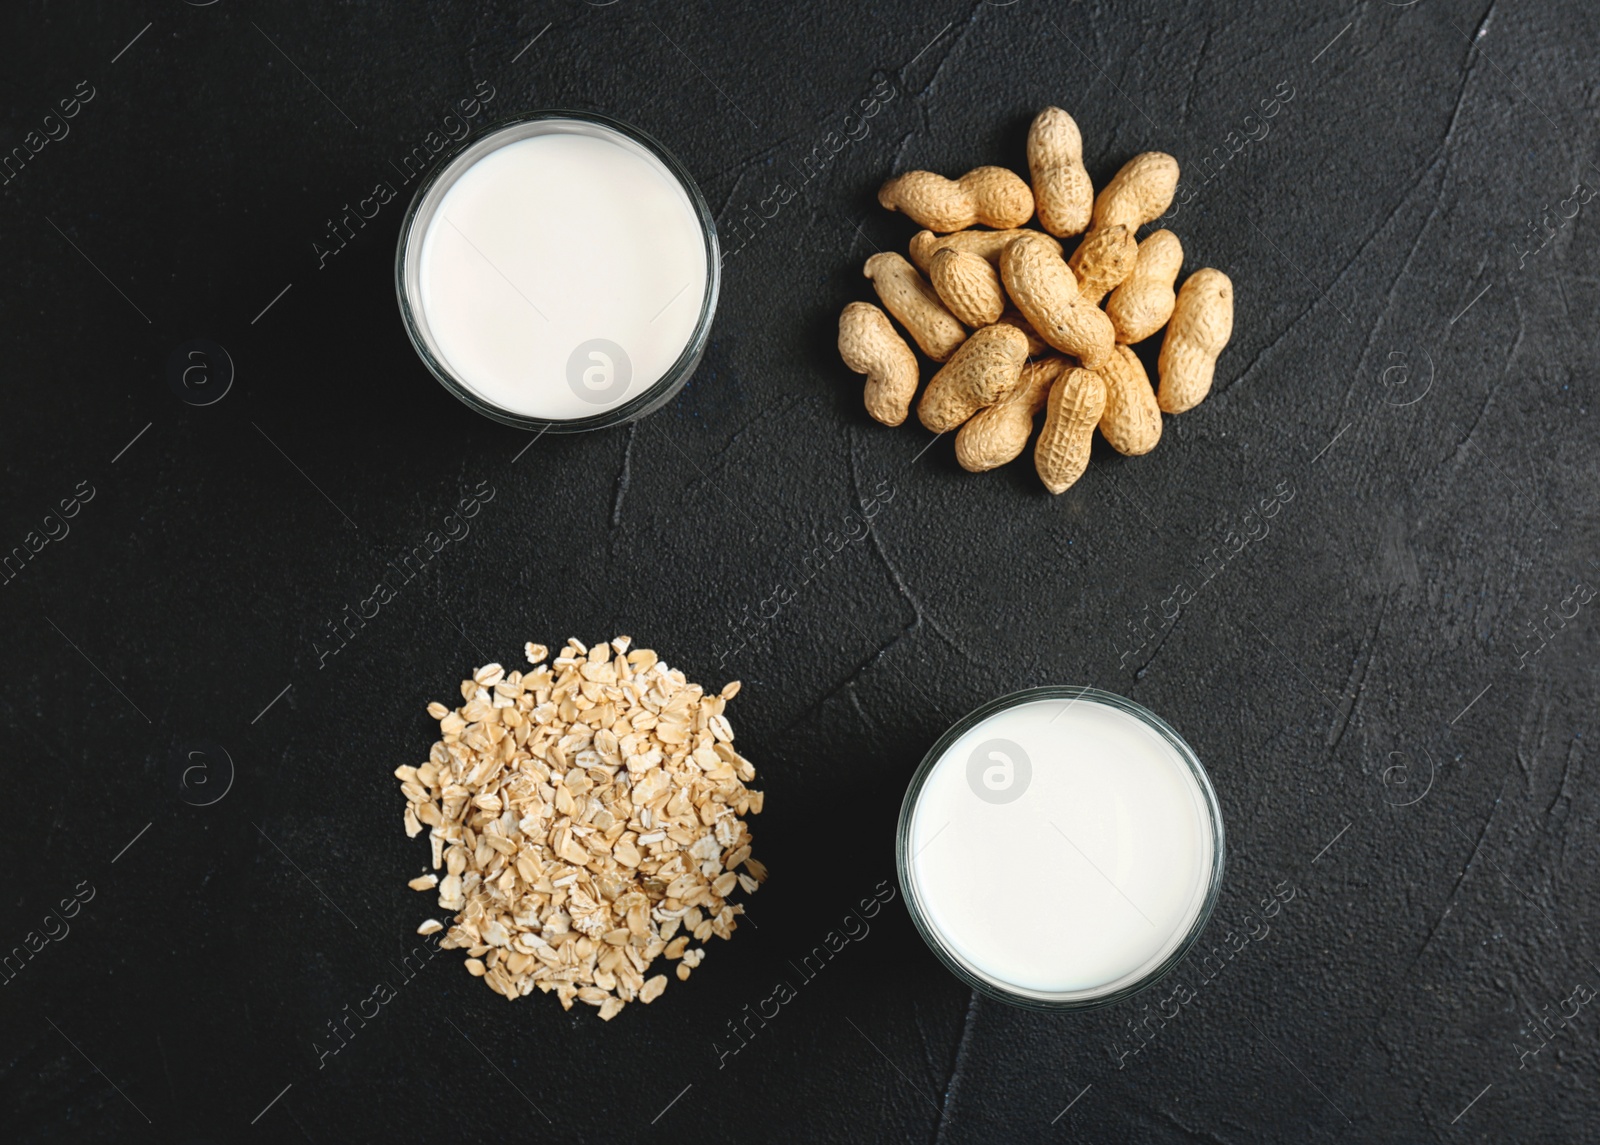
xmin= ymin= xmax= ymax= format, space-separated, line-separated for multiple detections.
xmin=417 ymin=128 xmax=707 ymax=420
xmin=907 ymin=696 xmax=1214 ymax=996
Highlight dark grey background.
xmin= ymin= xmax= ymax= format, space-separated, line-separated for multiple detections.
xmin=2 ymin=1 xmax=1596 ymax=1141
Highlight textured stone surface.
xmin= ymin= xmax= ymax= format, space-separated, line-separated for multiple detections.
xmin=1 ymin=2 xmax=1597 ymax=1142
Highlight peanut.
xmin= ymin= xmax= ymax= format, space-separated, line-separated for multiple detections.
xmin=1091 ymin=151 xmax=1180 ymax=232
xmin=917 ymin=323 xmax=1029 ymax=433
xmin=995 ymin=308 xmax=1051 ymax=357
xmin=838 ymin=302 xmax=919 ymax=427
xmin=1066 ymin=223 xmax=1138 ymax=306
xmin=955 ymin=357 xmax=1070 ymax=472
xmin=1157 ymin=268 xmax=1233 ymax=413
xmin=1035 ymin=366 xmax=1106 ymax=494
xmin=863 ymin=252 xmax=966 ymax=362
xmin=1097 ymin=344 xmax=1161 ymax=456
xmin=1106 ymin=229 xmax=1182 ymax=343
xmin=929 ymin=248 xmax=1006 ymax=327
xmin=1027 ymin=107 xmax=1093 ymax=237
xmin=998 ymin=234 xmax=1115 ymax=369
xmin=878 ymin=167 xmax=1034 ymax=233
xmin=908 ymin=227 xmax=1062 ymax=273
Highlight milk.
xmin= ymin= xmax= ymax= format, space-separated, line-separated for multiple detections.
xmin=904 ymin=693 xmax=1218 ymax=999
xmin=412 ymin=122 xmax=710 ymax=421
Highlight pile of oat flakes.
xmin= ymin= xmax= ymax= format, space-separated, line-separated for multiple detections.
xmin=396 ymin=636 xmax=765 ymax=1020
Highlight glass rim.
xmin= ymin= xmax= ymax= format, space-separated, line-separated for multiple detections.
xmin=895 ymin=685 xmax=1226 ymax=1013
xmin=393 ymin=108 xmax=721 ymax=434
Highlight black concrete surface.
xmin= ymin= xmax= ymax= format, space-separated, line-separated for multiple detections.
xmin=2 ymin=2 xmax=1597 ymax=1141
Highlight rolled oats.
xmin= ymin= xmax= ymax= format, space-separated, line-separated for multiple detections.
xmin=397 ymin=638 xmax=763 ymax=1020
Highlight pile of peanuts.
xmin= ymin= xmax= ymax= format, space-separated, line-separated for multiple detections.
xmin=838 ymin=107 xmax=1233 ymax=494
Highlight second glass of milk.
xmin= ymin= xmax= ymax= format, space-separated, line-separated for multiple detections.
xmin=396 ymin=111 xmax=720 ymax=431
xmin=898 ymin=687 xmax=1224 ymax=1010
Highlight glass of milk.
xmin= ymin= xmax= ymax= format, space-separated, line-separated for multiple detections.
xmin=897 ymin=687 xmax=1224 ymax=1010
xmin=395 ymin=111 xmax=720 ymax=431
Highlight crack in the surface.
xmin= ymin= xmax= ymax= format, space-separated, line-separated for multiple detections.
xmin=681 ymin=395 xmax=808 ymax=496
xmin=1326 ymin=595 xmax=1387 ymax=757
xmin=611 ymin=422 xmax=637 ymax=529
xmin=1134 ymin=610 xmax=1182 ymax=682
xmin=1327 ymin=6 xmax=1493 ymax=412
xmin=930 ymin=991 xmax=978 ymax=1144
xmin=847 ymin=431 xmax=987 ymax=673
xmin=712 ymin=166 xmax=755 ymax=223
xmin=1158 ymin=1105 xmax=1237 ymax=1145
xmin=1367 ymin=783 xmax=1504 ymax=1043
xmin=847 ymin=685 xmax=881 ymax=735
xmin=861 ymin=520 xmax=983 ymax=670
xmin=1339 ymin=175 xmax=1447 ymax=412
xmin=1514 ymin=679 xmax=1552 ymax=790
xmin=776 ymin=623 xmax=917 ymax=738
xmin=1214 ymin=289 xmax=1328 ymax=403
xmin=1457 ymin=377 xmax=1505 ymax=456
xmin=907 ymin=4 xmax=983 ymax=105
xmin=1547 ymin=732 xmax=1582 ymax=818
xmin=705 ymin=136 xmax=800 ymax=186
xmin=885 ymin=128 xmax=919 ymax=176
xmin=1175 ymin=20 xmax=1213 ymax=127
